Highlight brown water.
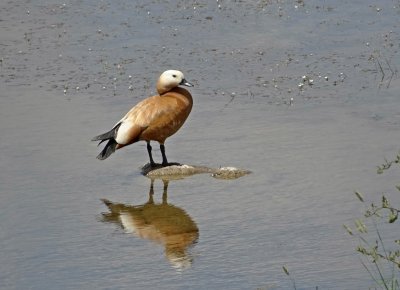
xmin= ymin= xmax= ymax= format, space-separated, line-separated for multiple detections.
xmin=1 ymin=0 xmax=400 ymax=289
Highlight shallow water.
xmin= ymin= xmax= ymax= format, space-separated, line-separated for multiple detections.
xmin=1 ymin=0 xmax=400 ymax=289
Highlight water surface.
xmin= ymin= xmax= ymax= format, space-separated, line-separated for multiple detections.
xmin=1 ymin=0 xmax=400 ymax=289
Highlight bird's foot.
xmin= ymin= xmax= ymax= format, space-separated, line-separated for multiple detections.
xmin=143 ymin=162 xmax=182 ymax=172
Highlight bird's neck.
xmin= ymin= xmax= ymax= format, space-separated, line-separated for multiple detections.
xmin=159 ymin=87 xmax=193 ymax=105
xmin=156 ymin=80 xmax=174 ymax=95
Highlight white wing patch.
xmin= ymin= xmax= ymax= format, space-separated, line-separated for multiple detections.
xmin=115 ymin=121 xmax=135 ymax=144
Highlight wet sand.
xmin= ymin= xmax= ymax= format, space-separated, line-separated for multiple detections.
xmin=1 ymin=0 xmax=400 ymax=289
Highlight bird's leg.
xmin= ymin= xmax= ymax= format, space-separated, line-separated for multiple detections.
xmin=146 ymin=141 xmax=156 ymax=167
xmin=147 ymin=178 xmax=155 ymax=204
xmin=160 ymin=144 xmax=168 ymax=166
xmin=162 ymin=179 xmax=169 ymax=204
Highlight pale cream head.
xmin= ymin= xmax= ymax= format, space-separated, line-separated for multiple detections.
xmin=156 ymin=70 xmax=193 ymax=95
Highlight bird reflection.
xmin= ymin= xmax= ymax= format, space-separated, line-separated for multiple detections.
xmin=100 ymin=178 xmax=199 ymax=270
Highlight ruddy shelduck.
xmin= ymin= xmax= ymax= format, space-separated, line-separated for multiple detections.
xmin=92 ymin=70 xmax=194 ymax=166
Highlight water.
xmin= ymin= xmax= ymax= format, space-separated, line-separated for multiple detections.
xmin=1 ymin=0 xmax=400 ymax=289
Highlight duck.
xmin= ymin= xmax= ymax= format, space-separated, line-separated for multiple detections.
xmin=100 ymin=179 xmax=199 ymax=270
xmin=92 ymin=70 xmax=194 ymax=166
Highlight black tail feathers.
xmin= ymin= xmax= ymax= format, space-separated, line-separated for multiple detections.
xmin=91 ymin=123 xmax=121 ymax=142
xmin=92 ymin=123 xmax=121 ymax=160
xmin=100 ymin=198 xmax=112 ymax=207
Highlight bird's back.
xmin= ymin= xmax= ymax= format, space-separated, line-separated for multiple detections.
xmin=119 ymin=87 xmax=193 ymax=144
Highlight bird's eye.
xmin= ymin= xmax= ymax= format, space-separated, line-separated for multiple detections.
xmin=172 ymin=74 xmax=177 ymax=78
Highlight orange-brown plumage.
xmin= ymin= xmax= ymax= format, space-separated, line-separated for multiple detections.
xmin=92 ymin=70 xmax=194 ymax=165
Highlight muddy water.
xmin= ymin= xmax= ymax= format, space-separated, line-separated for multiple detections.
xmin=1 ymin=0 xmax=400 ymax=289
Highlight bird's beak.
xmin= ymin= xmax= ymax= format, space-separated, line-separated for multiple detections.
xmin=180 ymin=79 xmax=194 ymax=87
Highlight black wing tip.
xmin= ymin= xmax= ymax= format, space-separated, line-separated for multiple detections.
xmin=96 ymin=139 xmax=117 ymax=160
xmin=96 ymin=151 xmax=111 ymax=160
xmin=96 ymin=154 xmax=107 ymax=160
